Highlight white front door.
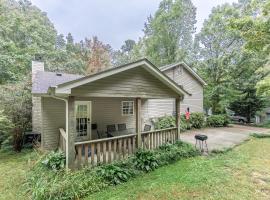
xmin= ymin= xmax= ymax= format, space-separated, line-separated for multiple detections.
xmin=75 ymin=101 xmax=91 ymax=141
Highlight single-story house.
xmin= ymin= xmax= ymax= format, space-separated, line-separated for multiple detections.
xmin=31 ymin=58 xmax=205 ymax=168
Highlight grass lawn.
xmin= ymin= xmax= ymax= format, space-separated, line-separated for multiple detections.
xmin=1 ymin=138 xmax=270 ymax=200
xmin=87 ymin=138 xmax=270 ymax=200
xmin=0 ymin=149 xmax=34 ymax=200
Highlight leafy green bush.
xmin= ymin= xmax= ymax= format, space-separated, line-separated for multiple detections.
xmin=251 ymin=133 xmax=270 ymax=138
xmin=133 ymin=149 xmax=159 ymax=172
xmin=158 ymin=141 xmax=199 ymax=165
xmin=0 ymin=111 xmax=13 ymax=149
xmin=41 ymin=151 xmax=66 ymax=171
xmin=190 ymin=112 xmax=205 ymax=129
xmin=180 ymin=115 xmax=189 ymax=131
xmin=153 ymin=113 xmax=205 ymax=132
xmin=97 ymin=162 xmax=134 ymax=185
xmin=206 ymin=114 xmax=230 ymax=127
xmin=154 ymin=115 xmax=175 ymax=129
xmin=257 ymin=120 xmax=270 ymax=128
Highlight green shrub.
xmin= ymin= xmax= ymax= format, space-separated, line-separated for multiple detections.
xmin=257 ymin=120 xmax=270 ymax=128
xmin=0 ymin=111 xmax=13 ymax=149
xmin=251 ymin=133 xmax=270 ymax=138
xmin=153 ymin=113 xmax=205 ymax=132
xmin=154 ymin=116 xmax=175 ymax=129
xmin=180 ymin=115 xmax=189 ymax=131
xmin=206 ymin=114 xmax=230 ymax=127
xmin=190 ymin=112 xmax=205 ymax=129
xmin=41 ymin=151 xmax=66 ymax=171
xmin=158 ymin=141 xmax=199 ymax=165
xmin=97 ymin=162 xmax=134 ymax=185
xmin=133 ymin=149 xmax=159 ymax=172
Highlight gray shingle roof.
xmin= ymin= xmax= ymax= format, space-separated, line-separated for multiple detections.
xmin=32 ymin=71 xmax=84 ymax=94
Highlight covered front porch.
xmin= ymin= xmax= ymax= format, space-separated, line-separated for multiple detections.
xmin=58 ymin=97 xmax=181 ymax=168
xmin=51 ymin=59 xmax=187 ymax=168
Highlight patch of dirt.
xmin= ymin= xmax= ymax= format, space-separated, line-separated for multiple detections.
xmin=252 ymin=172 xmax=270 ymax=186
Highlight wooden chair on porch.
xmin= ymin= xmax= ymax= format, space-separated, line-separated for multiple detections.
xmin=106 ymin=124 xmax=116 ymax=137
xmin=143 ymin=124 xmax=151 ymax=132
xmin=118 ymin=123 xmax=127 ymax=131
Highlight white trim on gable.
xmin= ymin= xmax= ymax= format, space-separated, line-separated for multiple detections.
xmin=54 ymin=59 xmax=189 ymax=97
xmin=160 ymin=62 xmax=207 ymax=86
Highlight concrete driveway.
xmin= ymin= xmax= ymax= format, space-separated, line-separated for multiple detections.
xmin=180 ymin=124 xmax=270 ymax=151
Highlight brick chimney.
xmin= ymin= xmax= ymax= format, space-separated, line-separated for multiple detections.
xmin=31 ymin=61 xmax=44 ymax=134
xmin=32 ymin=61 xmax=44 ymax=82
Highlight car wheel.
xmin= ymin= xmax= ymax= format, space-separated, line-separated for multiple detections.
xmin=239 ymin=119 xmax=244 ymax=123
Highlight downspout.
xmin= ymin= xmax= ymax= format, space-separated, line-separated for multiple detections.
xmin=48 ymin=87 xmax=69 ymax=169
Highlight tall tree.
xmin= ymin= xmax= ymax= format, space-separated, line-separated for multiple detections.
xmin=56 ymin=34 xmax=66 ymax=50
xmin=142 ymin=0 xmax=196 ymax=66
xmin=232 ymin=0 xmax=270 ymax=97
xmin=85 ymin=36 xmax=112 ymax=74
xmin=195 ymin=3 xmax=243 ymax=114
xmin=112 ymin=39 xmax=137 ymax=66
xmin=0 ymin=0 xmax=57 ymax=83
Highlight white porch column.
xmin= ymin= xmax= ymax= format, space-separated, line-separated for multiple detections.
xmin=175 ymin=97 xmax=181 ymax=140
xmin=67 ymin=96 xmax=76 ymax=169
xmin=136 ymin=98 xmax=142 ymax=148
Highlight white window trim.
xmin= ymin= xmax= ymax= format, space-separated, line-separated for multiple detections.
xmin=121 ymin=101 xmax=134 ymax=116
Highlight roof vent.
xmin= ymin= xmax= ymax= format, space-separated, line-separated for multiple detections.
xmin=56 ymin=73 xmax=62 ymax=76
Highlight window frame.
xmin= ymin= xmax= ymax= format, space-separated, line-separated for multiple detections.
xmin=121 ymin=101 xmax=134 ymax=116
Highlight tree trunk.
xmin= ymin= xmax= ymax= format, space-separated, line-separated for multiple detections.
xmin=13 ymin=127 xmax=23 ymax=152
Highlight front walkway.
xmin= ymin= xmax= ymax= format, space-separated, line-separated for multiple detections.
xmin=180 ymin=124 xmax=270 ymax=151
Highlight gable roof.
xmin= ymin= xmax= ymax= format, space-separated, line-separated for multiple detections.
xmin=32 ymin=71 xmax=83 ymax=94
xmin=159 ymin=62 xmax=207 ymax=86
xmin=54 ymin=58 xmax=188 ymax=97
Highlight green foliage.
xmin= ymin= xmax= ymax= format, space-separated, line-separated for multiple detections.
xmin=0 ymin=78 xmax=31 ymax=151
xmin=229 ymin=87 xmax=266 ymax=122
xmin=194 ymin=3 xmax=243 ymax=114
xmin=0 ymin=111 xmax=13 ymax=148
xmin=154 ymin=115 xmax=175 ymax=129
xmin=256 ymin=120 xmax=270 ymax=128
xmin=180 ymin=115 xmax=189 ymax=131
xmin=142 ymin=0 xmax=197 ymax=66
xmin=97 ymin=162 xmax=134 ymax=185
xmin=27 ymin=163 xmax=107 ymax=200
xmin=41 ymin=151 xmax=66 ymax=171
xmin=206 ymin=115 xmax=230 ymax=127
xmin=154 ymin=112 xmax=205 ymax=131
xmin=133 ymin=149 xmax=159 ymax=172
xmin=158 ymin=141 xmax=199 ymax=165
xmin=251 ymin=133 xmax=270 ymax=139
xmin=0 ymin=0 xmax=57 ymax=83
xmin=190 ymin=112 xmax=205 ymax=129
xmin=26 ymin=141 xmax=198 ymax=199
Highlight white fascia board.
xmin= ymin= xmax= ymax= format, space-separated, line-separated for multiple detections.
xmin=55 ymin=60 xmax=146 ymax=94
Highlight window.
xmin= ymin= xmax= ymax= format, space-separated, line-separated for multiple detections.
xmin=122 ymin=101 xmax=134 ymax=116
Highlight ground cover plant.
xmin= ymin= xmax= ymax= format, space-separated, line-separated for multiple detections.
xmin=25 ymin=141 xmax=198 ymax=200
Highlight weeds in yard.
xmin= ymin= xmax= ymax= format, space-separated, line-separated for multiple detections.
xmin=251 ymin=133 xmax=270 ymax=138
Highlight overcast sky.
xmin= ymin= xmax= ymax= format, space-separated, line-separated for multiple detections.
xmin=31 ymin=0 xmax=237 ymax=49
